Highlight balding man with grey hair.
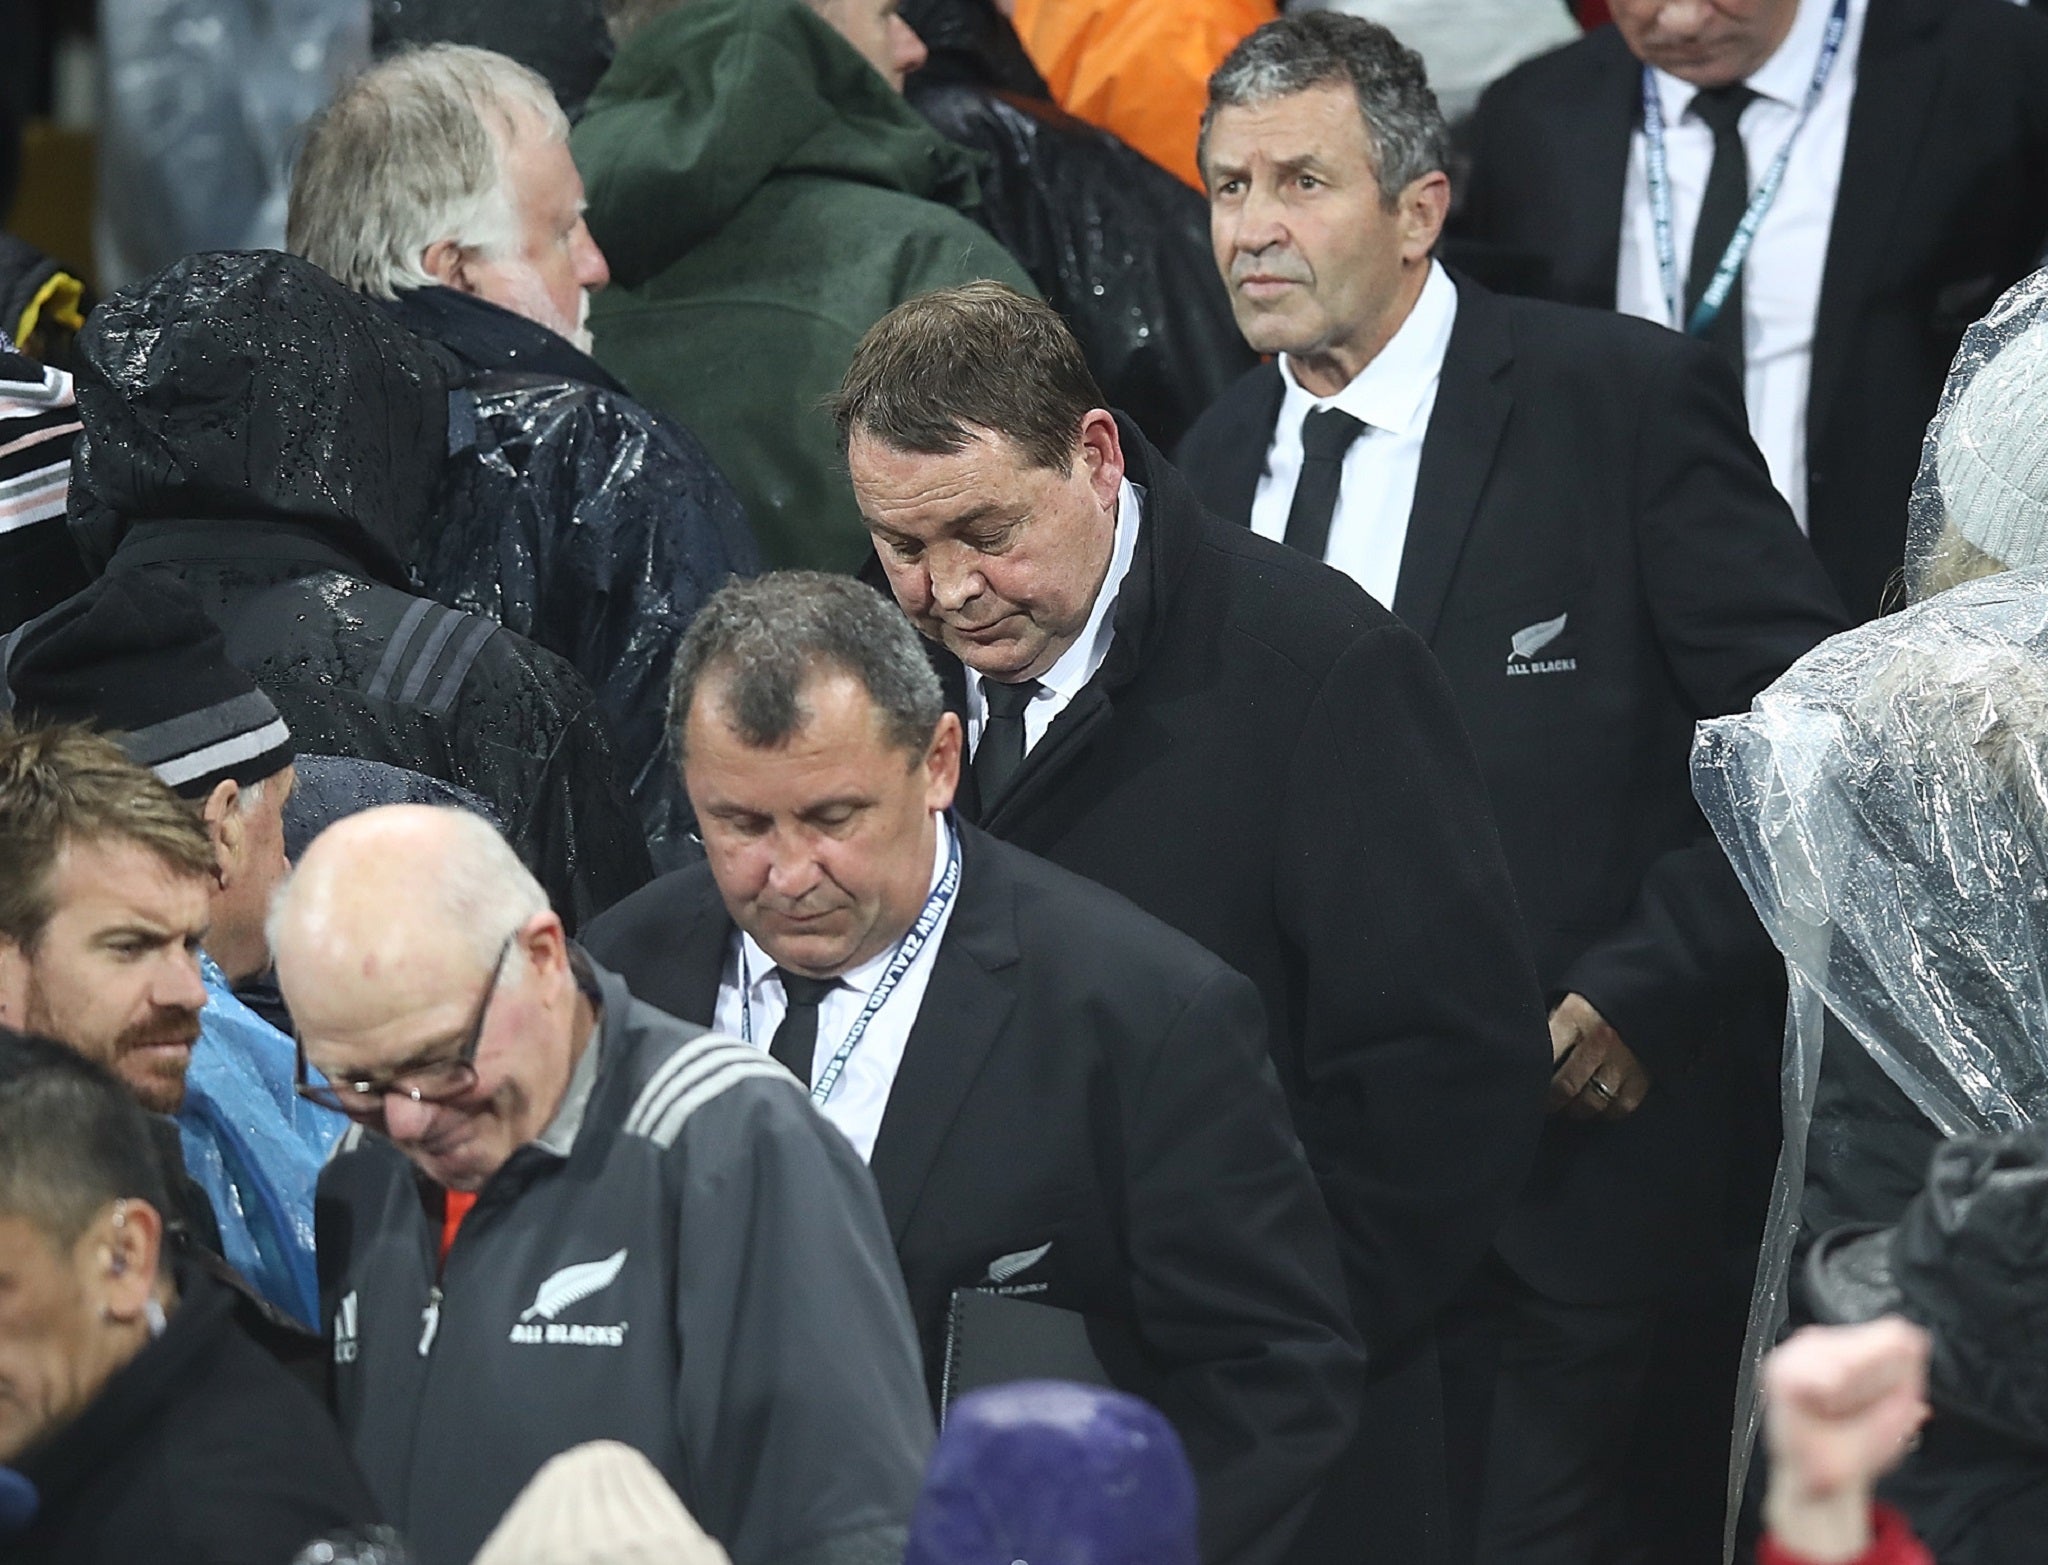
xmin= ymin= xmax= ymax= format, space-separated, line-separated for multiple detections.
xmin=586 ymin=571 xmax=1365 ymax=1565
xmin=278 ymin=804 xmax=931 ymax=1565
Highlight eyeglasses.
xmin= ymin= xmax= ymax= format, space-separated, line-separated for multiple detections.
xmin=294 ymin=932 xmax=518 ymax=1119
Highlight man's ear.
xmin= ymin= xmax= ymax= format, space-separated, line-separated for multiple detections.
xmin=202 ymin=779 xmax=242 ymax=885
xmin=420 ymin=239 xmax=477 ymax=294
xmin=86 ymin=1200 xmax=164 ymax=1327
xmin=926 ymin=712 xmax=963 ymax=812
xmin=1077 ymin=408 xmax=1126 ymax=513
xmin=1400 ymin=170 xmax=1452 ymax=263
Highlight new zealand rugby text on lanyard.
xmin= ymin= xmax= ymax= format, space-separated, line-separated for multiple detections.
xmin=1641 ymin=0 xmax=1848 ymax=339
xmin=740 ymin=826 xmax=962 ymax=1107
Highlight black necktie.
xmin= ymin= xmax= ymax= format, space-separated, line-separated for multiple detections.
xmin=975 ymin=677 xmax=1042 ymax=806
xmin=769 ymin=969 xmax=838 ymax=1085
xmin=1686 ymin=83 xmax=1759 ymax=388
xmin=1283 ymin=406 xmax=1368 ymax=560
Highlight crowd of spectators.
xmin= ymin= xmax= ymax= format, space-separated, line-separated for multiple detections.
xmin=3 ymin=1 xmax=2048 ymax=1563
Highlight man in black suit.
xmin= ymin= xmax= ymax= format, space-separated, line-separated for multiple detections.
xmin=832 ymin=281 xmax=1551 ymax=1564
xmin=1458 ymin=0 xmax=2048 ymax=620
xmin=1175 ymin=15 xmax=1847 ymax=1562
xmin=582 ymin=572 xmax=1367 ymax=1565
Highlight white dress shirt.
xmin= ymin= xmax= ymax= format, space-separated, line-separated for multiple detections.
xmin=1248 ymin=259 xmax=1459 ymax=608
xmin=966 ymin=476 xmax=1142 ymax=759
xmin=1616 ymin=0 xmax=1868 ymax=534
xmin=712 ymin=816 xmax=958 ymax=1162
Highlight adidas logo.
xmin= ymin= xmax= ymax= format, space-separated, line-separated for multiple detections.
xmin=508 ymin=1249 xmax=630 ymax=1348
xmin=333 ymin=1291 xmax=359 ymax=1365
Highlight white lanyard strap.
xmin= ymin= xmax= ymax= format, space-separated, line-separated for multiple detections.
xmin=740 ymin=824 xmax=963 ymax=1107
xmin=1641 ymin=0 xmax=1849 ymax=338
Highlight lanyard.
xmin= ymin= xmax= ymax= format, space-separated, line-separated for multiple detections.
xmin=1641 ymin=0 xmax=1848 ymax=338
xmin=740 ymin=824 xmax=962 ymax=1108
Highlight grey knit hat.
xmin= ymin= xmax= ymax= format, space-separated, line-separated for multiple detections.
xmin=1935 ymin=315 xmax=2048 ymax=572
xmin=468 ymin=1443 xmax=732 ymax=1565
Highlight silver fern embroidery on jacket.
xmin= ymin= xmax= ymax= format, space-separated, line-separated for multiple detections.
xmin=521 ymin=1249 xmax=629 ymax=1323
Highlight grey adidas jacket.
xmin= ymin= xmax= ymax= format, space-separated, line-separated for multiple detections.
xmin=316 ymin=960 xmax=934 ymax=1565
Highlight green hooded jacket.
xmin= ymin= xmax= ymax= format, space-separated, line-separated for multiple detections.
xmin=574 ymin=0 xmax=1037 ymax=572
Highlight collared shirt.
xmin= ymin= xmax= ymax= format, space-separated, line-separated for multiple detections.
xmin=712 ymin=816 xmax=958 ymax=1161
xmin=1248 ymin=260 xmax=1459 ymax=607
xmin=533 ymin=1015 xmax=605 ymax=1158
xmin=1616 ymin=0 xmax=1869 ymax=534
xmin=965 ymin=477 xmax=1143 ymax=759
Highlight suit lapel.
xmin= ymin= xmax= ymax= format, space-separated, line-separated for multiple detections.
xmin=1393 ymin=278 xmax=1515 ymax=645
xmin=1807 ymin=0 xmax=1943 ymax=469
xmin=867 ymin=830 xmax=1019 ymax=1243
xmin=1557 ymin=35 xmax=1641 ymax=308
xmin=1212 ymin=368 xmax=1286 ymax=526
xmin=665 ymin=892 xmax=734 ymax=1028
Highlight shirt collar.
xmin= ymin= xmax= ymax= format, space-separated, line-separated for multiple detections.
xmin=1279 ymin=260 xmax=1457 ymax=438
xmin=533 ymin=1017 xmax=603 ymax=1158
xmin=1650 ymin=0 xmax=1850 ymax=118
xmin=738 ymin=814 xmax=954 ymax=1000
xmin=1038 ymin=478 xmax=1141 ymax=704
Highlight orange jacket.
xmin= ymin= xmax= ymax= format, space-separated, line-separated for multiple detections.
xmin=1010 ymin=0 xmax=1278 ymax=190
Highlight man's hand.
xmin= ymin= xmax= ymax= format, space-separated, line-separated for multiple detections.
xmin=1547 ymin=993 xmax=1651 ymax=1120
xmin=1761 ymin=1320 xmax=1932 ymax=1563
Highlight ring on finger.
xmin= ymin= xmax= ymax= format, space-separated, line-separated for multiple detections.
xmin=1587 ymin=1077 xmax=1615 ymax=1100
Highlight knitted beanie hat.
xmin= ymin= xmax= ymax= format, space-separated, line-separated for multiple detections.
xmin=3 ymin=572 xmax=292 ymax=799
xmin=469 ymin=1443 xmax=732 ymax=1565
xmin=1936 ymin=316 xmax=2048 ymax=572
xmin=904 ymin=1381 xmax=1200 ymax=1565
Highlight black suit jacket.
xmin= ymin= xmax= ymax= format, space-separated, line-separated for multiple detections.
xmin=1176 ymin=278 xmax=1848 ymax=1300
xmin=584 ymin=823 xmax=1367 ymax=1565
xmin=1458 ymin=0 xmax=2048 ymax=620
xmin=862 ymin=423 xmax=1549 ymax=1560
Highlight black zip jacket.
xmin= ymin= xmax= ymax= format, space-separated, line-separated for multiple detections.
xmin=317 ymin=959 xmax=933 ymax=1565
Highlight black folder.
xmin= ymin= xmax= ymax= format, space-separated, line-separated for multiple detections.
xmin=939 ymin=1288 xmax=1114 ymax=1418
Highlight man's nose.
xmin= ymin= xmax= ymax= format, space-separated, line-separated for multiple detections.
xmin=156 ymin=949 xmax=208 ymax=1012
xmin=1231 ymin=185 xmax=1290 ymax=255
xmin=764 ymin=837 xmax=824 ymax=900
xmin=1650 ymin=0 xmax=1712 ymax=38
xmin=383 ymin=1093 xmax=440 ymax=1143
xmin=893 ymin=16 xmax=928 ymax=79
xmin=926 ymin=545 xmax=984 ymax=613
xmin=574 ymin=220 xmax=610 ymax=293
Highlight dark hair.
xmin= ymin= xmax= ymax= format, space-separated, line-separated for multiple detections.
xmin=0 ymin=1027 xmax=172 ymax=1249
xmin=669 ymin=572 xmax=945 ymax=761
xmin=830 ymin=282 xmax=1107 ymax=474
xmin=1199 ymin=14 xmax=1448 ymax=209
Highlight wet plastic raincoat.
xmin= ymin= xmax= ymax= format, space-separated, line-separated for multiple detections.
xmin=573 ymin=0 xmax=1037 ymax=573
xmin=1693 ymin=563 xmax=2048 ymax=1529
xmin=179 ymin=954 xmax=343 ymax=1330
xmin=67 ymin=251 xmax=652 ymax=928
xmin=391 ymin=286 xmax=761 ymax=864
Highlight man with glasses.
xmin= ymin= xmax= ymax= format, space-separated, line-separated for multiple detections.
xmin=274 ymin=803 xmax=932 ymax=1565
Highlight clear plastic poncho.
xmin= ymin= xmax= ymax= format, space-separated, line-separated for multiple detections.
xmin=1691 ymin=564 xmax=2048 ymax=1550
xmin=1905 ymin=266 xmax=2048 ymax=605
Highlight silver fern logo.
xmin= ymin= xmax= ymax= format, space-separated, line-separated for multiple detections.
xmin=509 ymin=1250 xmax=631 ymax=1346
xmin=984 ymin=1242 xmax=1052 ymax=1290
xmin=1509 ymin=613 xmax=1568 ymax=661
xmin=521 ymin=1249 xmax=628 ymax=1321
xmin=1506 ymin=613 xmax=1577 ymax=677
